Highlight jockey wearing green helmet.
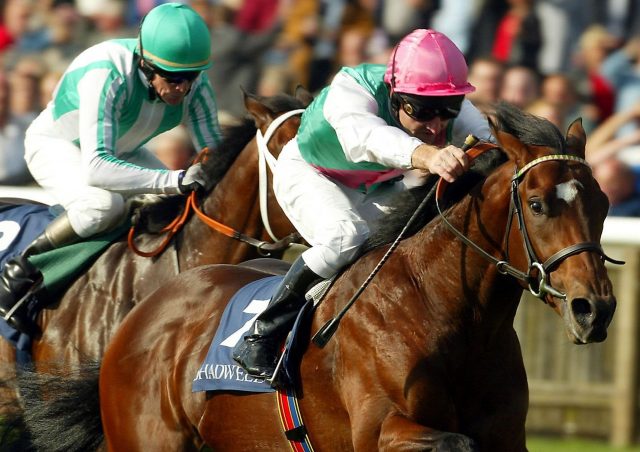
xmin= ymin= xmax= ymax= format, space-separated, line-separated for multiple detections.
xmin=138 ymin=2 xmax=212 ymax=73
xmin=0 ymin=2 xmax=222 ymax=336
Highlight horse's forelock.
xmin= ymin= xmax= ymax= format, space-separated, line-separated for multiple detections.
xmin=494 ymin=102 xmax=566 ymax=153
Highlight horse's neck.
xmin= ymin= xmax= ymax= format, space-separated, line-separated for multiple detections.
xmin=407 ymin=169 xmax=523 ymax=325
xmin=179 ymin=142 xmax=263 ymax=267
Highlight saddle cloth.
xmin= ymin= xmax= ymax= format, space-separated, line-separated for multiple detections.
xmin=192 ymin=275 xmax=322 ymax=393
xmin=0 ymin=201 xmax=126 ymax=362
xmin=193 ymin=276 xmax=282 ymax=393
xmin=0 ymin=203 xmax=57 ymax=267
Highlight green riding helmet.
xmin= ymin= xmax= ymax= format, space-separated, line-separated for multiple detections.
xmin=139 ymin=3 xmax=211 ymax=72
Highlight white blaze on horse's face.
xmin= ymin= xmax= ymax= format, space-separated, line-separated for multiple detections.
xmin=556 ymin=180 xmax=583 ymax=204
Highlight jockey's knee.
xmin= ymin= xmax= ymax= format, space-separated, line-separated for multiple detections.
xmin=303 ymin=220 xmax=369 ymax=278
xmin=67 ymin=191 xmax=126 ymax=237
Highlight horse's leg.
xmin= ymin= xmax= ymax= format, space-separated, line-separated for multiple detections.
xmin=0 ymin=340 xmax=18 ymax=414
xmin=100 ymin=322 xmax=199 ymax=452
xmin=378 ymin=413 xmax=477 ymax=452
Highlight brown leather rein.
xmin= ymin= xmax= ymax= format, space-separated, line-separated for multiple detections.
xmin=435 ymin=142 xmax=624 ymax=301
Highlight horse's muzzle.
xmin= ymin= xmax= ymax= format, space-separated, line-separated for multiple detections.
xmin=568 ymin=296 xmax=617 ymax=344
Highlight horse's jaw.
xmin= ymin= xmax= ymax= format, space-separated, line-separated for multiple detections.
xmin=558 ymin=295 xmax=617 ymax=344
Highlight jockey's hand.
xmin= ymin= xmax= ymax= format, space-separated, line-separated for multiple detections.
xmin=411 ymin=144 xmax=470 ymax=183
xmin=178 ymin=163 xmax=211 ymax=194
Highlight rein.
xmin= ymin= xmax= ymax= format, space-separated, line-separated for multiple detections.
xmin=435 ymin=144 xmax=624 ymax=301
xmin=256 ymin=109 xmax=305 ymax=241
xmin=128 ymin=111 xmax=305 ymax=258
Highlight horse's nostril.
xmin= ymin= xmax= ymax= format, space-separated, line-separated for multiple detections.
xmin=572 ymin=298 xmax=592 ymax=316
xmin=571 ymin=298 xmax=595 ymax=330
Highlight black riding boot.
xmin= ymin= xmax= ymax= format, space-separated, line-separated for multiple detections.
xmin=233 ymin=256 xmax=322 ymax=379
xmin=0 ymin=213 xmax=80 ymax=335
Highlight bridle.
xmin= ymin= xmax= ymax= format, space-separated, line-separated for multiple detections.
xmin=435 ymin=143 xmax=624 ymax=301
xmin=128 ymin=109 xmax=305 ymax=258
xmin=255 ymin=108 xmax=305 ymax=241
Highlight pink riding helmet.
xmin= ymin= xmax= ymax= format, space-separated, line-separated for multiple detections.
xmin=384 ymin=29 xmax=475 ymax=96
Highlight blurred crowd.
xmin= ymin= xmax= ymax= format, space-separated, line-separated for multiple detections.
xmin=2 ymin=0 xmax=640 ymax=216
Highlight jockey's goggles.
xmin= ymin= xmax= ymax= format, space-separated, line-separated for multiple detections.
xmin=397 ymin=93 xmax=464 ymax=121
xmin=143 ymin=60 xmax=201 ymax=84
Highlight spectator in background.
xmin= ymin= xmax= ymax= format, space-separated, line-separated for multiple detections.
xmin=540 ymin=73 xmax=598 ymax=132
xmin=586 ymin=102 xmax=640 ymax=216
xmin=0 ymin=0 xmax=33 ymax=53
xmin=536 ymin=0 xmax=595 ymax=74
xmin=499 ymin=64 xmax=540 ymax=109
xmin=491 ymin=0 xmax=542 ymax=70
xmin=526 ymin=98 xmax=564 ymax=130
xmin=0 ymin=69 xmax=35 ymax=185
xmin=430 ymin=0 xmax=477 ymax=55
xmin=379 ymin=0 xmax=436 ymax=45
xmin=147 ymin=125 xmax=196 ymax=171
xmin=592 ymin=157 xmax=640 ymax=216
xmin=207 ymin=0 xmax=281 ymax=121
xmin=466 ymin=56 xmax=505 ymax=116
xmin=80 ymin=0 xmax=133 ymax=46
xmin=8 ymin=56 xmax=45 ymax=117
xmin=39 ymin=69 xmax=63 ymax=110
xmin=572 ymin=25 xmax=618 ymax=124
xmin=600 ymin=35 xmax=640 ymax=137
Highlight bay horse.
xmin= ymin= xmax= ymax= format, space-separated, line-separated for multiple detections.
xmin=0 ymin=90 xmax=310 ymax=418
xmin=22 ymin=104 xmax=618 ymax=451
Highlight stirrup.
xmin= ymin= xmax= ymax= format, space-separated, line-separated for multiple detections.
xmin=1 ymin=276 xmax=43 ymax=336
xmin=268 ymin=351 xmax=287 ymax=389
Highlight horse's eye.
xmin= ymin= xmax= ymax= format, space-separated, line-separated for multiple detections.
xmin=529 ymin=199 xmax=544 ymax=215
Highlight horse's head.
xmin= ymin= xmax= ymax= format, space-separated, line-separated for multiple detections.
xmin=243 ymin=87 xmax=313 ymax=158
xmin=491 ymin=103 xmax=617 ymax=344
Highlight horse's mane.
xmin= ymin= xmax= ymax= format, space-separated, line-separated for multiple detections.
xmin=362 ymin=102 xmax=567 ymax=251
xmin=137 ymin=92 xmax=308 ymax=230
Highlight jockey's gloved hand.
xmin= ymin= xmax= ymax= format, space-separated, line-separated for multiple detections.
xmin=178 ymin=163 xmax=211 ymax=194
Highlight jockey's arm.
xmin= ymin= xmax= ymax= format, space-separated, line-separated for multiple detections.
xmin=323 ymin=71 xmax=420 ymax=170
xmin=77 ymin=71 xmax=188 ymax=195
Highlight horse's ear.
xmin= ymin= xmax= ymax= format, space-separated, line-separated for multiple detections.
xmin=492 ymin=129 xmax=532 ymax=166
xmin=242 ymin=88 xmax=275 ymax=130
xmin=565 ymin=117 xmax=586 ymax=158
xmin=294 ymin=85 xmax=314 ymax=107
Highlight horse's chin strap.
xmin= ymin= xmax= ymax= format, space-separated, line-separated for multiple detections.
xmin=436 ymin=149 xmax=625 ymax=302
xmin=255 ymin=109 xmax=305 ymax=242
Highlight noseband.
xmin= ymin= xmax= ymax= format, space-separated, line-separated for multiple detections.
xmin=436 ymin=145 xmax=624 ymax=301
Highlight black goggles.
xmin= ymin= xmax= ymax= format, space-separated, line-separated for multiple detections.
xmin=397 ymin=94 xmax=463 ymax=121
xmin=144 ymin=61 xmax=200 ymax=84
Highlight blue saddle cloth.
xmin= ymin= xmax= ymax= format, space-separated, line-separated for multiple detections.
xmin=0 ymin=203 xmax=57 ymax=267
xmin=193 ymin=276 xmax=282 ymax=393
xmin=0 ymin=203 xmax=58 ymax=363
xmin=193 ymin=276 xmax=316 ymax=393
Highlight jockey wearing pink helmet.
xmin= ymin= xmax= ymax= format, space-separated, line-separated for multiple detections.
xmin=385 ymin=29 xmax=476 ymax=131
xmin=233 ymin=29 xmax=491 ymax=382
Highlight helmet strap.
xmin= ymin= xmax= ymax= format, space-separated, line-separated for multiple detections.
xmin=137 ymin=13 xmax=160 ymax=102
xmin=138 ymin=57 xmax=160 ymax=101
xmin=387 ymin=91 xmax=402 ymax=125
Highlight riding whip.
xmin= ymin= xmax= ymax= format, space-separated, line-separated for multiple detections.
xmin=312 ymin=134 xmax=480 ymax=348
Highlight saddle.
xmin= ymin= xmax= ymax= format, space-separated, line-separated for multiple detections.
xmin=193 ymin=258 xmax=333 ymax=392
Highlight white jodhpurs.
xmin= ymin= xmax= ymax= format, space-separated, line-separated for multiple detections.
xmin=24 ymin=134 xmax=165 ymax=238
xmin=273 ymin=138 xmax=408 ymax=279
